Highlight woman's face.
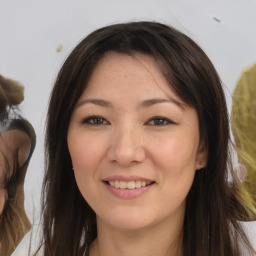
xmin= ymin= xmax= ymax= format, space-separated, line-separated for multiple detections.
xmin=67 ymin=52 xmax=206 ymax=231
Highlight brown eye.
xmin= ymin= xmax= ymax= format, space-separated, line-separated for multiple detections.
xmin=81 ymin=116 xmax=109 ymax=125
xmin=146 ymin=117 xmax=176 ymax=126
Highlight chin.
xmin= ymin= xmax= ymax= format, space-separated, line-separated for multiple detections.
xmin=97 ymin=208 xmax=157 ymax=232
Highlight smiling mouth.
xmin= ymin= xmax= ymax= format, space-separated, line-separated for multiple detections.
xmin=105 ymin=180 xmax=155 ymax=190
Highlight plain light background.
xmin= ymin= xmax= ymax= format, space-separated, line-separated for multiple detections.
xmin=0 ymin=0 xmax=255 ymax=253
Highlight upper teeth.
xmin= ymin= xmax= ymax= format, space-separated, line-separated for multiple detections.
xmin=108 ymin=180 xmax=152 ymax=189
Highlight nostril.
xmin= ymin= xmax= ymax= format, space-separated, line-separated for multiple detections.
xmin=107 ymin=145 xmax=146 ymax=166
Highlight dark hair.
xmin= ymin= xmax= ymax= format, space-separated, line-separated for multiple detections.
xmin=40 ymin=21 xmax=255 ymax=256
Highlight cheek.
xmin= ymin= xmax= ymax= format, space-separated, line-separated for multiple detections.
xmin=68 ymin=134 xmax=105 ymax=203
xmin=153 ymin=140 xmax=197 ymax=209
xmin=68 ymin=134 xmax=104 ymax=170
xmin=149 ymin=134 xmax=199 ymax=197
xmin=150 ymin=136 xmax=198 ymax=170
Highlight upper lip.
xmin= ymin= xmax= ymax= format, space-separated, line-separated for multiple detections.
xmin=103 ymin=175 xmax=155 ymax=182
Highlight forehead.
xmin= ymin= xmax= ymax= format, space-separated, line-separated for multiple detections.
xmin=79 ymin=51 xmax=184 ymax=105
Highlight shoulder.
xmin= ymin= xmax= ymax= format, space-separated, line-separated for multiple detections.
xmin=240 ymin=221 xmax=256 ymax=255
xmin=11 ymin=225 xmax=42 ymax=256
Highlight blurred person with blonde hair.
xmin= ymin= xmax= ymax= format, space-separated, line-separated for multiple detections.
xmin=231 ymin=63 xmax=256 ymax=220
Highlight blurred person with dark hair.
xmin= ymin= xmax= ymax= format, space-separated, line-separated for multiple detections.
xmin=0 ymin=75 xmax=36 ymax=256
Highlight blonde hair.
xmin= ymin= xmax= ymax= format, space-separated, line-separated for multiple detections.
xmin=0 ymin=184 xmax=31 ymax=256
xmin=231 ymin=63 xmax=256 ymax=219
xmin=0 ymin=75 xmax=24 ymax=106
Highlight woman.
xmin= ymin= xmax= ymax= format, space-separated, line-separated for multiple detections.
xmin=37 ymin=21 xmax=256 ymax=256
xmin=0 ymin=76 xmax=36 ymax=256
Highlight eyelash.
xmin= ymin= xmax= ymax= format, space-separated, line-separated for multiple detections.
xmin=81 ymin=116 xmax=109 ymax=126
xmin=81 ymin=115 xmax=176 ymax=126
xmin=146 ymin=116 xmax=176 ymax=126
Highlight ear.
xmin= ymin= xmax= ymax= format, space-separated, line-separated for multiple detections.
xmin=195 ymin=142 xmax=207 ymax=170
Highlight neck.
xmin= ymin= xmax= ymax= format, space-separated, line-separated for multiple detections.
xmin=89 ymin=216 xmax=183 ymax=256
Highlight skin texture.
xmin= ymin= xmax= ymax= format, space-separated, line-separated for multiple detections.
xmin=67 ymin=52 xmax=207 ymax=256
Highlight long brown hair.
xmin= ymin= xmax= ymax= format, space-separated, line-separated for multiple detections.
xmin=39 ymin=21 xmax=255 ymax=256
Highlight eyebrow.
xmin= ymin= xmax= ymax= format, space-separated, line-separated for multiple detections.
xmin=139 ymin=98 xmax=185 ymax=111
xmin=77 ymin=97 xmax=185 ymax=111
xmin=77 ymin=99 xmax=113 ymax=108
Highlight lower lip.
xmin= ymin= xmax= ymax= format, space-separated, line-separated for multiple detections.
xmin=103 ymin=182 xmax=155 ymax=199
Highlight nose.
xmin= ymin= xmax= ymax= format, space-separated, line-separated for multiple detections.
xmin=106 ymin=125 xmax=146 ymax=166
